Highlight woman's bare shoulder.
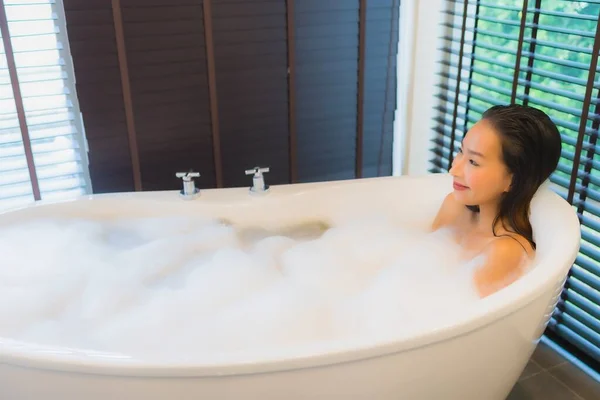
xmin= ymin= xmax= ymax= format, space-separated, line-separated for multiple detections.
xmin=490 ymin=231 xmax=535 ymax=259
xmin=431 ymin=193 xmax=463 ymax=231
xmin=474 ymin=235 xmax=533 ymax=297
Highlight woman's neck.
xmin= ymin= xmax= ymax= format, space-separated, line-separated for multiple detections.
xmin=472 ymin=202 xmax=502 ymax=236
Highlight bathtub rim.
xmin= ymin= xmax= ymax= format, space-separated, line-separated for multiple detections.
xmin=0 ymin=173 xmax=581 ymax=377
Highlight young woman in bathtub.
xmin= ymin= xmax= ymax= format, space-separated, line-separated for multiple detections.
xmin=432 ymin=104 xmax=562 ymax=298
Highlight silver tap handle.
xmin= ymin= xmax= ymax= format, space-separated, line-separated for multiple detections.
xmin=245 ymin=167 xmax=270 ymax=176
xmin=176 ymin=171 xmax=201 ymax=181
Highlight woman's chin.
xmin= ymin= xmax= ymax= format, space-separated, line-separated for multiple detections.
xmin=451 ymin=190 xmax=469 ymax=203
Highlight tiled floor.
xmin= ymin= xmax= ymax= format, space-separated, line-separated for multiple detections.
xmin=507 ymin=338 xmax=600 ymax=400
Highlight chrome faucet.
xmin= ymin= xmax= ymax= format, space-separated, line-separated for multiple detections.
xmin=176 ymin=171 xmax=200 ymax=199
xmin=245 ymin=166 xmax=270 ymax=194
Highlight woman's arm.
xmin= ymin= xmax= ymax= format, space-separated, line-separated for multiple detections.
xmin=431 ymin=193 xmax=459 ymax=232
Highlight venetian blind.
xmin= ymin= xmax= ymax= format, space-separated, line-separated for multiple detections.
xmin=433 ymin=0 xmax=600 ymax=365
xmin=0 ymin=0 xmax=90 ymax=211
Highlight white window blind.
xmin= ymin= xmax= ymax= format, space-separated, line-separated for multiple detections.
xmin=0 ymin=0 xmax=90 ymax=212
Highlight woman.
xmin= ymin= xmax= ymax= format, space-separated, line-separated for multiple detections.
xmin=432 ymin=104 xmax=562 ymax=298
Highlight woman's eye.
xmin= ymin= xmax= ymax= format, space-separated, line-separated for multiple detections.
xmin=469 ymin=159 xmax=479 ymax=166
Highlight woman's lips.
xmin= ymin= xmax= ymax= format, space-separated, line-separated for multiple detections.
xmin=453 ymin=181 xmax=469 ymax=191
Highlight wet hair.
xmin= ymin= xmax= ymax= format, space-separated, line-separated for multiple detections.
xmin=465 ymin=104 xmax=562 ymax=250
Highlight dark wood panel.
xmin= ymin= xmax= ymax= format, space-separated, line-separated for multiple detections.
xmin=216 ymin=67 xmax=287 ymax=82
xmin=75 ymin=81 xmax=124 ymax=97
xmin=87 ymin=136 xmax=134 ymax=192
xmin=296 ymin=71 xmax=358 ymax=87
xmin=120 ymin=0 xmax=212 ymax=191
xmin=131 ymin=77 xmax=209 ymax=97
xmin=70 ymin=67 xmax=121 ymax=84
xmin=82 ymin=111 xmax=127 ymax=129
xmin=124 ymin=20 xmax=204 ymax=37
xmin=295 ymin=47 xmax=358 ymax=64
xmin=133 ymin=100 xmax=210 ymax=123
xmin=216 ymin=79 xmax=287 ymax=102
xmin=215 ymin=53 xmax=286 ymax=72
xmin=63 ymin=0 xmax=111 ymax=11
xmin=134 ymin=111 xmax=211 ymax=133
xmin=132 ymin=85 xmax=210 ymax=107
xmin=297 ymin=145 xmax=356 ymax=159
xmin=294 ymin=0 xmax=362 ymax=182
xmin=296 ymin=83 xmax=357 ymax=99
xmin=126 ymin=48 xmax=206 ymax=66
xmin=121 ymin=5 xmax=203 ymax=22
xmin=128 ymin=61 xmax=206 ymax=79
xmin=62 ymin=23 xmax=115 ymax=40
xmin=212 ymin=14 xmax=285 ymax=31
xmin=216 ymin=27 xmax=286 ymax=43
xmin=137 ymin=126 xmax=213 ymax=148
xmin=69 ymin=40 xmax=117 ymax=56
xmin=296 ymin=117 xmax=356 ymax=134
xmin=125 ymin=34 xmax=205 ymax=51
xmin=365 ymin=60 xmax=398 ymax=76
xmin=295 ymin=60 xmax=358 ymax=75
xmin=297 ymin=132 xmax=356 ymax=148
xmin=213 ymin=1 xmax=289 ymax=188
xmin=62 ymin=9 xmax=114 ymax=24
xmin=221 ymin=135 xmax=290 ymax=154
xmin=361 ymin=0 xmax=398 ymax=177
xmin=219 ymin=114 xmax=288 ymax=132
xmin=122 ymin=0 xmax=202 ymax=6
xmin=296 ymin=98 xmax=356 ymax=118
xmin=214 ymin=40 xmax=286 ymax=57
xmin=366 ymin=0 xmax=395 ymax=9
xmin=67 ymin=53 xmax=120 ymax=69
xmin=296 ymin=23 xmax=358 ymax=38
xmin=212 ymin=1 xmax=285 ymax=17
xmin=219 ymin=100 xmax=289 ymax=120
xmin=296 ymin=34 xmax=357 ymax=50
xmin=63 ymin=0 xmax=399 ymax=191
xmin=367 ymin=8 xmax=397 ymax=20
xmin=296 ymin=0 xmax=359 ymax=13
xmin=77 ymin=88 xmax=126 ymax=112
xmin=295 ymin=10 xmax=358 ymax=27
xmin=84 ymin=121 xmax=128 ymax=140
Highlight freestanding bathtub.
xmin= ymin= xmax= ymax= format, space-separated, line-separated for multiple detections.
xmin=0 ymin=173 xmax=580 ymax=400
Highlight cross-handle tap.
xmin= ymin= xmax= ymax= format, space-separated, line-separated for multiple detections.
xmin=176 ymin=171 xmax=201 ymax=199
xmin=245 ymin=166 xmax=270 ymax=194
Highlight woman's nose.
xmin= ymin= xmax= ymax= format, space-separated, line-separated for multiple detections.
xmin=450 ymin=155 xmax=463 ymax=176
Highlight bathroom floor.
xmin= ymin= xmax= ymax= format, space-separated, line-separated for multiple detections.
xmin=507 ymin=338 xmax=600 ymax=400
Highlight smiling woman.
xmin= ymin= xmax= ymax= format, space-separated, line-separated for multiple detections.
xmin=432 ymin=104 xmax=563 ymax=297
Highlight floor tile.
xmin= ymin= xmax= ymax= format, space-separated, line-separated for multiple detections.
xmin=549 ymin=363 xmax=600 ymax=400
xmin=507 ymin=371 xmax=582 ymax=400
xmin=519 ymin=360 xmax=542 ymax=381
xmin=531 ymin=342 xmax=568 ymax=370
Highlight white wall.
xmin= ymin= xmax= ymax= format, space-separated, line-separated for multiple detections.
xmin=393 ymin=0 xmax=447 ymax=176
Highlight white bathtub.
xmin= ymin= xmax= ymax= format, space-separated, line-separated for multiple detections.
xmin=0 ymin=173 xmax=580 ymax=400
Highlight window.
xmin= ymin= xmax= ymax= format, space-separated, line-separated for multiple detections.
xmin=0 ymin=0 xmax=90 ymax=212
xmin=434 ymin=0 xmax=600 ymax=365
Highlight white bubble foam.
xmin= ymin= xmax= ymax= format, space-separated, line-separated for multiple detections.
xmin=0 ymin=213 xmax=484 ymax=363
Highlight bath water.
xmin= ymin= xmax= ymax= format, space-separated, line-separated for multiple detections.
xmin=0 ymin=214 xmax=482 ymax=363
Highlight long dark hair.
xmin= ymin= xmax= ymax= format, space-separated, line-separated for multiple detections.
xmin=465 ymin=104 xmax=562 ymax=250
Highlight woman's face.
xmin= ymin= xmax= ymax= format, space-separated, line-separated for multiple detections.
xmin=449 ymin=119 xmax=513 ymax=207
